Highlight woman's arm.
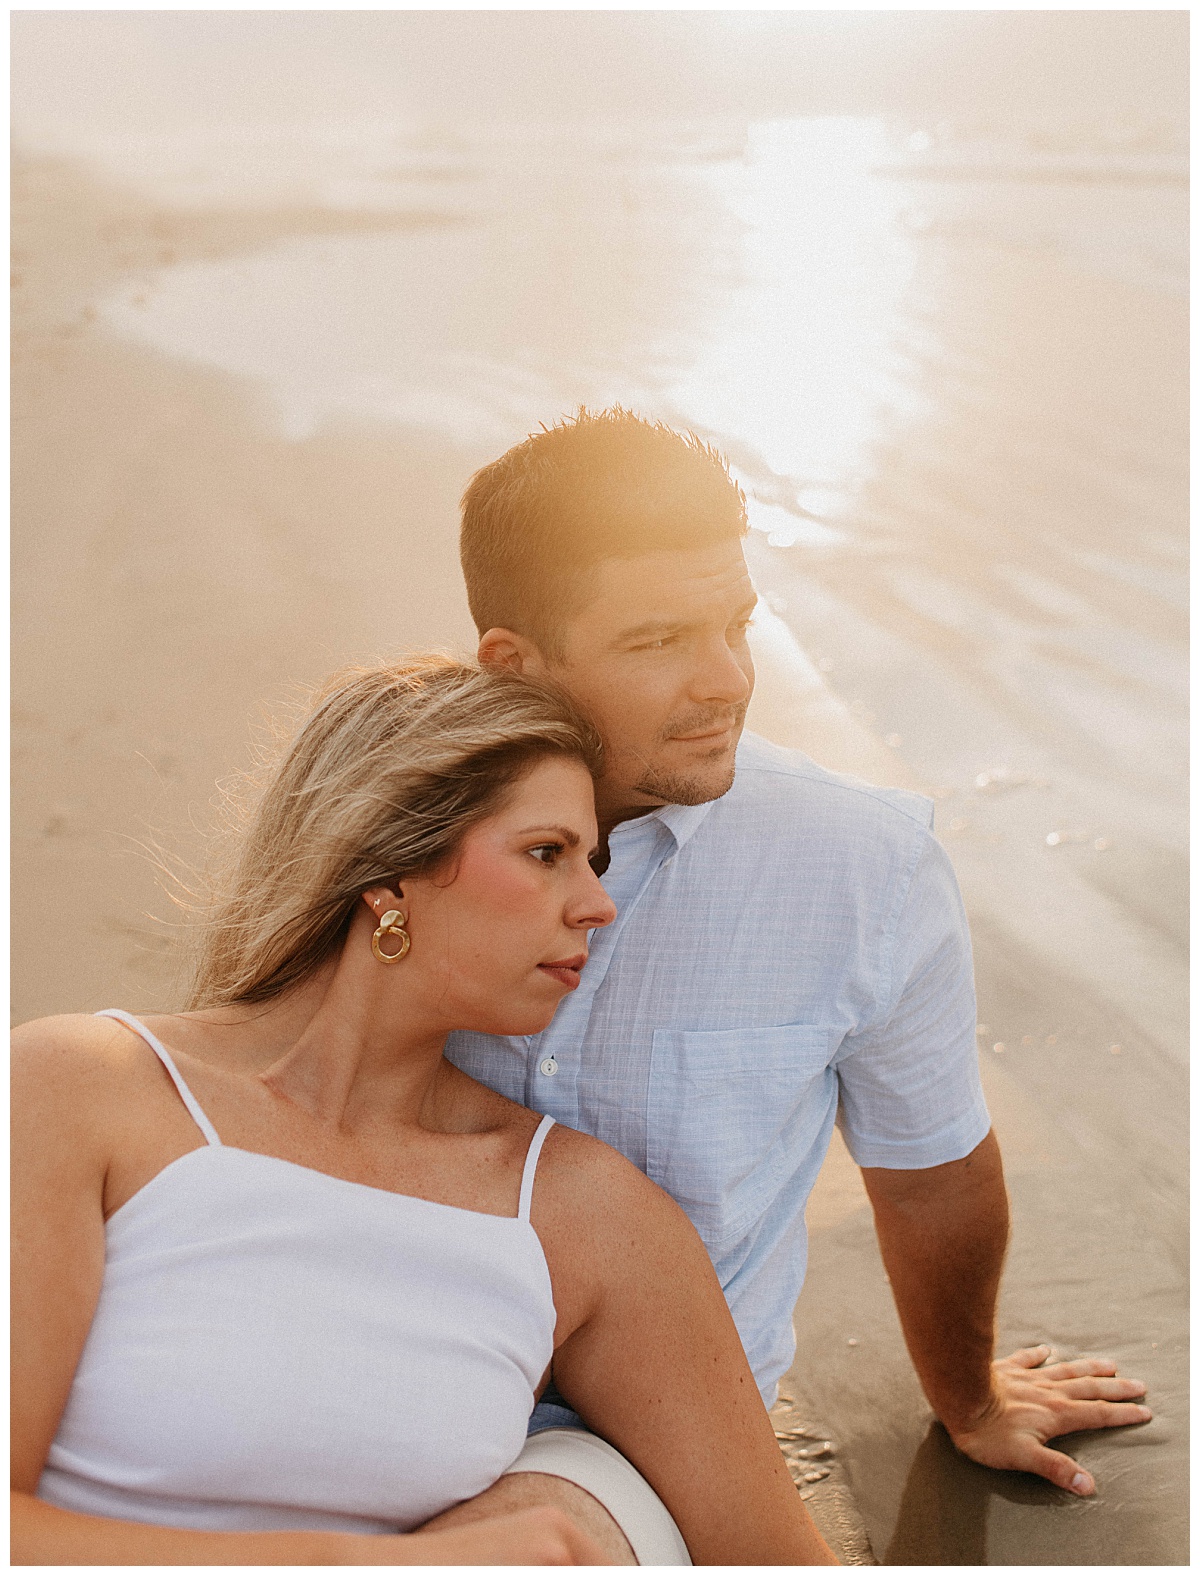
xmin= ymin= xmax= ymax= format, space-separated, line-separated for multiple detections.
xmin=10 ymin=1020 xmax=603 ymax=1568
xmin=534 ymin=1132 xmax=838 ymax=1566
xmin=11 ymin=1491 xmax=604 ymax=1565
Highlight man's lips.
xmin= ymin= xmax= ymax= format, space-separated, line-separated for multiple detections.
xmin=671 ymin=724 xmax=736 ymax=742
xmin=538 ymin=954 xmax=588 ymax=989
xmin=667 ymin=709 xmax=745 ymax=744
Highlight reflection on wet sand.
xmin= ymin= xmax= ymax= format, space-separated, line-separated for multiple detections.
xmin=769 ymin=128 xmax=1186 ymax=1563
xmin=11 ymin=107 xmax=1187 ymax=1563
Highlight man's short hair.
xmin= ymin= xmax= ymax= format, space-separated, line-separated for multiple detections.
xmin=460 ymin=407 xmax=747 ymax=656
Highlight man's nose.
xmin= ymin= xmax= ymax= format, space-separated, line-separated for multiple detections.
xmin=693 ymin=632 xmax=754 ymax=706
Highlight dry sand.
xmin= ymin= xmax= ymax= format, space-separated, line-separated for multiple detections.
xmin=11 ymin=136 xmax=1186 ymax=1564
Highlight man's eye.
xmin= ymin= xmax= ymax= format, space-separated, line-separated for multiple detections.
xmin=635 ymin=637 xmax=672 ymax=651
xmin=529 ymin=843 xmax=565 ymax=865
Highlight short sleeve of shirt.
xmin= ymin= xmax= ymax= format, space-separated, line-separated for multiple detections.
xmin=833 ymin=826 xmax=991 ymax=1169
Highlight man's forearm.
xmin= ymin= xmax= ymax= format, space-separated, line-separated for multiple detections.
xmin=862 ymin=1130 xmax=1151 ymax=1492
xmin=861 ymin=1130 xmax=1010 ymax=1431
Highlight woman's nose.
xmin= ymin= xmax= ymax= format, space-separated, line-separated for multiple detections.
xmin=571 ymin=868 xmax=617 ymax=930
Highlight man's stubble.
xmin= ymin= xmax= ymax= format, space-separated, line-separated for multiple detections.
xmin=627 ymin=705 xmax=747 ymax=807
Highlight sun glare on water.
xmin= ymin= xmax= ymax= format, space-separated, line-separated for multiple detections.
xmin=663 ymin=119 xmax=922 ymax=533
xmin=91 ymin=116 xmax=922 ymax=514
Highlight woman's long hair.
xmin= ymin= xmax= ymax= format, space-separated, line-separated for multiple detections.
xmin=187 ymin=655 xmax=603 ymax=1009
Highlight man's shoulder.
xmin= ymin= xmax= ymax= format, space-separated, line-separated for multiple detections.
xmin=722 ymin=732 xmax=935 ymax=838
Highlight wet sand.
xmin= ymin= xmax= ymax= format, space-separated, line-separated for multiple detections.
xmin=11 ymin=121 xmax=1186 ymax=1566
xmin=773 ymin=205 xmax=1187 ymax=1562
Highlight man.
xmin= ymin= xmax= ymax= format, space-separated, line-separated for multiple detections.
xmin=424 ymin=410 xmax=1150 ymax=1561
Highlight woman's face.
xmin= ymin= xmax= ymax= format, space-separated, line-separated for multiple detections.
xmin=398 ymin=755 xmax=617 ymax=1036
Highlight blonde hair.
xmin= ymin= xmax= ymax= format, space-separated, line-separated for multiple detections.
xmin=187 ymin=655 xmax=603 ymax=1009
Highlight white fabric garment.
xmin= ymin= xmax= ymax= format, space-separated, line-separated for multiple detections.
xmin=505 ymin=1428 xmax=692 ymax=1565
xmin=37 ymin=1010 xmax=557 ymax=1534
xmin=449 ymin=731 xmax=991 ymax=1408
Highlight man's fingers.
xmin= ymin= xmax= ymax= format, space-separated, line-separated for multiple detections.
xmin=1020 ymin=1442 xmax=1095 ymax=1496
xmin=1005 ymin=1344 xmax=1052 ymax=1369
xmin=1055 ymin=1377 xmax=1147 ymax=1402
xmin=1048 ymin=1399 xmax=1153 ymax=1434
xmin=1040 ymin=1357 xmax=1119 ymax=1380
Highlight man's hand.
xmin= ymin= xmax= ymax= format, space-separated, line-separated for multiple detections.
xmin=416 ymin=1471 xmax=633 ymax=1564
xmin=947 ymin=1344 xmax=1152 ymax=1495
xmin=863 ymin=1132 xmax=1152 ymax=1498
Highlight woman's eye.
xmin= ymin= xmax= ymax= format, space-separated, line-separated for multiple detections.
xmin=529 ymin=843 xmax=565 ymax=865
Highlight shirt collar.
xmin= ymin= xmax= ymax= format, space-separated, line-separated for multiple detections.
xmin=607 ymin=796 xmax=718 ymax=854
xmin=651 ymin=799 xmax=718 ymax=852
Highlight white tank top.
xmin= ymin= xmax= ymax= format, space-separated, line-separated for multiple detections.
xmin=37 ymin=1010 xmax=557 ymax=1534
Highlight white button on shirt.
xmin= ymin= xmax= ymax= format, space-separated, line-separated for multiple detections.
xmin=446 ymin=732 xmax=990 ymax=1406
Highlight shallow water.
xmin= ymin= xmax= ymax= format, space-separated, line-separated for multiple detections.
xmin=12 ymin=106 xmax=1187 ymax=1563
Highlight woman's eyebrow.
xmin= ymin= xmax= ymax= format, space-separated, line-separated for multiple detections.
xmin=514 ymin=824 xmax=581 ymax=847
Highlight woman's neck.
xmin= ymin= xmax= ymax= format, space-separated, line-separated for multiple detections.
xmin=192 ymin=941 xmax=460 ymax=1136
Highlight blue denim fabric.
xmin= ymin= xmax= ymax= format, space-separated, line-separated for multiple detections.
xmin=527 ymin=1399 xmax=587 ymax=1435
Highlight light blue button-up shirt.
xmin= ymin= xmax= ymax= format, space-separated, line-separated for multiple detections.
xmin=447 ymin=732 xmax=990 ymax=1406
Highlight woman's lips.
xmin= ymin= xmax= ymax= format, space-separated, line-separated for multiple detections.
xmin=538 ymin=954 xmax=587 ymax=989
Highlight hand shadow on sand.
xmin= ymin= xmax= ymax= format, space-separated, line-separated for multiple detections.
xmin=885 ymin=1420 xmax=1069 ymax=1566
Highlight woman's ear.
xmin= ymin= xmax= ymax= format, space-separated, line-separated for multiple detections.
xmin=361 ymin=884 xmax=405 ymax=920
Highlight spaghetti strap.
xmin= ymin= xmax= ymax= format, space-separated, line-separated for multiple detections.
xmin=96 ymin=1010 xmax=223 ymax=1147
xmin=517 ymin=1114 xmax=555 ymax=1223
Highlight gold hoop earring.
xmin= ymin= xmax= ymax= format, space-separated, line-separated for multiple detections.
xmin=371 ymin=909 xmax=411 ymax=963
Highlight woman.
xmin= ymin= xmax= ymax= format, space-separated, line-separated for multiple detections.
xmin=12 ymin=656 xmax=836 ymax=1566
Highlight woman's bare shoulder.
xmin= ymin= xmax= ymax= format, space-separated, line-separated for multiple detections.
xmin=14 ymin=1009 xmax=142 ymax=1057
xmin=529 ymin=1123 xmax=716 ymax=1339
xmin=11 ymin=1012 xmax=155 ymax=1117
xmin=537 ymin=1121 xmax=689 ymax=1226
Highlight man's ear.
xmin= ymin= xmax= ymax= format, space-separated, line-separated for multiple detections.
xmin=477 ymin=627 xmax=549 ymax=677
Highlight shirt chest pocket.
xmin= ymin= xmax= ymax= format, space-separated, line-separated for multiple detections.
xmin=645 ymin=1024 xmax=841 ymax=1259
